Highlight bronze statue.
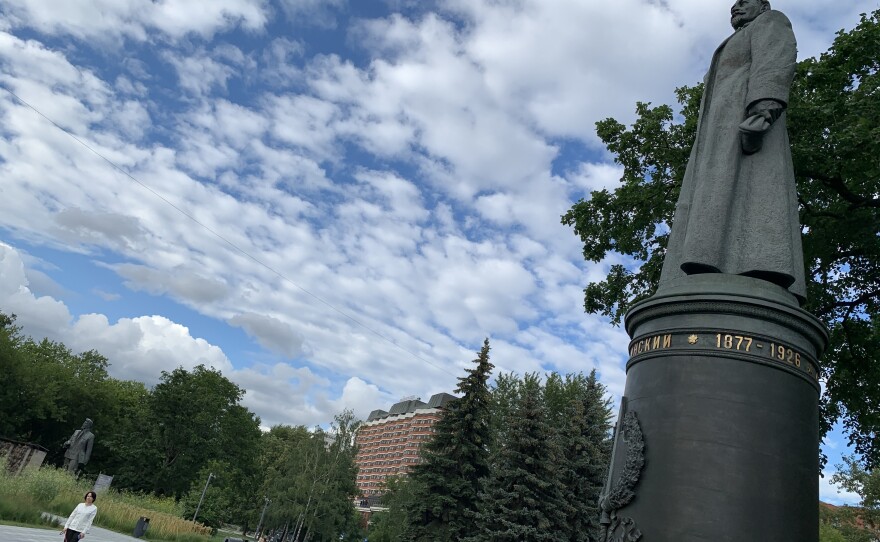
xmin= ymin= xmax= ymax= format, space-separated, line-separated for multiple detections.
xmin=62 ymin=418 xmax=94 ymax=474
xmin=659 ymin=0 xmax=805 ymax=302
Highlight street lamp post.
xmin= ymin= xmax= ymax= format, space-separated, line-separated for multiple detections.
xmin=192 ymin=472 xmax=214 ymax=523
xmin=255 ymin=496 xmax=270 ymax=537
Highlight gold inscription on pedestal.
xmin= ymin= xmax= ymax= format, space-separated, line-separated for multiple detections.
xmin=628 ymin=331 xmax=817 ymax=382
xmin=715 ymin=333 xmax=753 ymax=352
xmin=629 ymin=334 xmax=672 ymax=357
xmin=712 ymin=333 xmax=802 ymax=367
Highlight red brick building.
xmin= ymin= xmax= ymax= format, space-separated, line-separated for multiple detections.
xmin=355 ymin=393 xmax=456 ymax=496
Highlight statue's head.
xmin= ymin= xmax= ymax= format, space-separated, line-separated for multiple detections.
xmin=82 ymin=418 xmax=93 ymax=430
xmin=730 ymin=0 xmax=770 ymax=29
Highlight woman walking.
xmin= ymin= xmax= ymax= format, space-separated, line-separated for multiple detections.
xmin=62 ymin=491 xmax=97 ymax=541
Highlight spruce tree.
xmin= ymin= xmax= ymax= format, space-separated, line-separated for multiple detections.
xmin=403 ymin=338 xmax=494 ymax=541
xmin=554 ymin=370 xmax=613 ymax=542
xmin=468 ymin=374 xmax=568 ymax=542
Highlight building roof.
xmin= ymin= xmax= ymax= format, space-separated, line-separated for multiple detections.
xmin=427 ymin=392 xmax=457 ymax=409
xmin=364 ymin=392 xmax=458 ymax=421
xmin=387 ymin=398 xmax=427 ymax=416
xmin=366 ymin=409 xmax=388 ymax=421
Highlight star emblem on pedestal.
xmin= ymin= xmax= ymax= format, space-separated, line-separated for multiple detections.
xmin=688 ymin=334 xmax=699 ymax=344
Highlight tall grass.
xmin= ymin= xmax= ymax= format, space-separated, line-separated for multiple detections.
xmin=0 ymin=462 xmax=211 ymax=541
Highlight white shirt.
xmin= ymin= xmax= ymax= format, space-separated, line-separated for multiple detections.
xmin=64 ymin=503 xmax=97 ymax=534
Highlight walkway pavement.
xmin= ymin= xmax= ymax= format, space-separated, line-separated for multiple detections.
xmin=0 ymin=524 xmax=141 ymax=542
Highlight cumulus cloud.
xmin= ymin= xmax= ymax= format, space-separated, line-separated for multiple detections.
xmin=113 ymin=263 xmax=231 ymax=304
xmin=229 ymin=312 xmax=304 ymax=358
xmin=162 ymin=45 xmax=256 ymax=98
xmin=54 ymin=208 xmax=145 ymax=249
xmin=0 ymin=243 xmax=73 ymax=341
xmin=0 ymin=242 xmax=230 ymax=381
xmin=0 ymin=0 xmax=269 ymax=43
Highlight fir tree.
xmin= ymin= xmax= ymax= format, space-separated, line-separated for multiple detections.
xmin=403 ymin=338 xmax=495 ymax=541
xmin=554 ymin=370 xmax=613 ymax=542
xmin=468 ymin=374 xmax=568 ymax=542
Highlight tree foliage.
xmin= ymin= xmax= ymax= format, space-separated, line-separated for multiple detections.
xmin=562 ymin=10 xmax=880 ymax=466
xmin=553 ymin=372 xmax=614 ymax=541
xmin=260 ymin=412 xmax=364 ymax=542
xmin=404 ymin=338 xmax=495 ymax=542
xmin=467 ymin=374 xmax=568 ymax=542
xmin=147 ymin=365 xmax=261 ymax=498
xmin=831 ymin=455 xmax=880 ymax=510
xmin=486 ymin=371 xmax=613 ymax=542
xmin=819 ymin=504 xmax=880 ymax=542
xmin=382 ymin=354 xmax=614 ymax=541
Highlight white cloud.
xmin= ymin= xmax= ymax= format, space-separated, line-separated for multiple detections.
xmin=69 ymin=313 xmax=235 ymax=382
xmin=229 ymin=312 xmax=304 ymax=358
xmin=112 ymin=263 xmax=231 ymax=304
xmin=569 ymin=162 xmax=625 ymax=194
xmin=162 ymin=47 xmax=244 ymax=97
xmin=0 ymin=242 xmax=73 ymax=340
xmin=820 ymin=470 xmax=862 ymax=506
xmin=0 ymin=0 xmax=269 ymax=43
xmin=54 ymin=208 xmax=145 ymax=249
xmin=278 ymin=0 xmax=347 ymax=28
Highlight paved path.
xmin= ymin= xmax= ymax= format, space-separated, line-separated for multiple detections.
xmin=0 ymin=524 xmax=141 ymax=542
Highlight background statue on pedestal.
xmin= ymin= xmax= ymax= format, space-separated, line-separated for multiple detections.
xmin=658 ymin=0 xmax=805 ymax=302
xmin=62 ymin=418 xmax=94 ymax=474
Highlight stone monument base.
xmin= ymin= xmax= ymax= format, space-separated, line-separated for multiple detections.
xmin=608 ymin=274 xmax=827 ymax=542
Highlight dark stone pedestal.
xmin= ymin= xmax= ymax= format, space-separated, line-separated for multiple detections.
xmin=606 ymin=274 xmax=827 ymax=542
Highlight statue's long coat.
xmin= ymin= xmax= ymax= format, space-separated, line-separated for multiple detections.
xmin=659 ymin=10 xmax=806 ymax=301
xmin=65 ymin=429 xmax=94 ymax=464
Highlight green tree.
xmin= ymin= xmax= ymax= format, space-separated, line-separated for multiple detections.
xmin=147 ymin=365 xmax=261 ymax=498
xmin=487 ymin=371 xmax=521 ymax=456
xmin=0 ymin=316 xmax=116 ymax=463
xmin=819 ymin=522 xmax=848 ymax=542
xmin=368 ymin=476 xmax=416 ymax=542
xmin=0 ymin=313 xmax=26 ymax=438
xmin=467 ymin=374 xmax=567 ymax=542
xmin=262 ymin=412 xmax=363 ymax=542
xmin=820 ymin=504 xmax=880 ymax=542
xmin=553 ymin=371 xmax=614 ymax=542
xmin=87 ymin=378 xmax=154 ymax=487
xmin=831 ymin=455 xmax=880 ymax=510
xmin=181 ymin=465 xmax=229 ymax=530
xmin=404 ymin=338 xmax=495 ymax=542
xmin=302 ymin=411 xmax=364 ymax=542
xmin=483 ymin=371 xmax=614 ymax=541
xmin=562 ymin=10 xmax=880 ymax=466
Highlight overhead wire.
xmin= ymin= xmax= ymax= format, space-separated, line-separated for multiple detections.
xmin=0 ymin=85 xmax=459 ymax=380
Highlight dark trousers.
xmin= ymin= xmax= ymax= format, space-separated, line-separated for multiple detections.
xmin=64 ymin=529 xmax=81 ymax=542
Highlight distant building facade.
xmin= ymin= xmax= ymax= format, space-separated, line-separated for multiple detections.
xmin=354 ymin=392 xmax=457 ymax=496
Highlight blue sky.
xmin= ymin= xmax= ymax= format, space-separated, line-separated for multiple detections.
xmin=0 ymin=0 xmax=871 ymax=505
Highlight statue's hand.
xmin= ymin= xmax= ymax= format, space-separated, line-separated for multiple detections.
xmin=739 ymin=114 xmax=769 ymax=154
xmin=739 ymin=99 xmax=785 ymax=155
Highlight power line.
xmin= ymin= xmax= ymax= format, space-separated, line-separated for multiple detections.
xmin=1 ymin=85 xmax=458 ymax=379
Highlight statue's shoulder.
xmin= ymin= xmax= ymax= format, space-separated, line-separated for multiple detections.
xmin=758 ymin=10 xmax=792 ymax=29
